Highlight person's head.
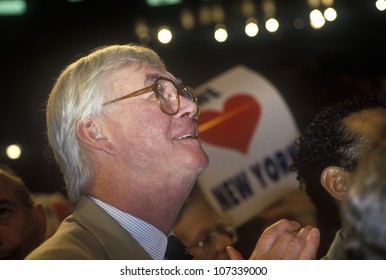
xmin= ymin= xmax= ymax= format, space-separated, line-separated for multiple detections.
xmin=292 ymin=94 xmax=386 ymax=229
xmin=0 ymin=165 xmax=46 ymax=259
xmin=46 ymin=44 xmax=209 ymax=232
xmin=342 ymin=144 xmax=386 ymax=259
xmin=173 ymin=196 xmax=237 ymax=260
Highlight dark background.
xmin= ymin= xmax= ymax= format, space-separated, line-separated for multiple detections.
xmin=1 ymin=0 xmax=385 ymax=195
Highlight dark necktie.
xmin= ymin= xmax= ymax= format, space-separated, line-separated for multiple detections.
xmin=165 ymin=235 xmax=193 ymax=260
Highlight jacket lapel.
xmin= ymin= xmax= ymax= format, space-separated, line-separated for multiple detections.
xmin=74 ymin=196 xmax=152 ymax=260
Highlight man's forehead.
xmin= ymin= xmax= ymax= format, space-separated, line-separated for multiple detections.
xmin=132 ymin=61 xmax=172 ymax=78
xmin=0 ymin=186 xmax=20 ymax=206
xmin=112 ymin=63 xmax=170 ymax=83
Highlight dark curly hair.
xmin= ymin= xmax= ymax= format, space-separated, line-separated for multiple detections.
xmin=291 ymin=94 xmax=386 ymax=232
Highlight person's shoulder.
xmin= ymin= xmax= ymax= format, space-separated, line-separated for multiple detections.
xmin=25 ymin=215 xmax=107 ymax=260
xmin=321 ymin=229 xmax=347 ymax=260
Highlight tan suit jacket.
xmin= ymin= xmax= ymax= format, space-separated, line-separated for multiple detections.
xmin=26 ymin=195 xmax=152 ymax=260
xmin=321 ymin=229 xmax=347 ymax=260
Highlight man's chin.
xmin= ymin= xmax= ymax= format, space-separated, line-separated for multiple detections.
xmin=181 ymin=149 xmax=209 ymax=172
xmin=197 ymin=149 xmax=210 ymax=169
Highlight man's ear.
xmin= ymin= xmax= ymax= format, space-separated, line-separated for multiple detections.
xmin=77 ymin=118 xmax=116 ymax=155
xmin=320 ymin=166 xmax=349 ymax=201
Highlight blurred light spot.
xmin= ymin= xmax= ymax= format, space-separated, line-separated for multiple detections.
xmin=214 ymin=24 xmax=228 ymax=42
xmin=0 ymin=0 xmax=26 ymax=15
xmin=180 ymin=8 xmax=195 ymax=30
xmin=310 ymin=9 xmax=325 ymax=29
xmin=139 ymin=33 xmax=151 ymax=45
xmin=307 ymin=0 xmax=320 ymax=9
xmin=294 ymin=17 xmax=305 ymax=29
xmin=135 ymin=19 xmax=151 ymax=44
xmin=241 ymin=0 xmax=255 ymax=18
xmin=199 ymin=5 xmax=212 ymax=26
xmin=146 ymin=0 xmax=181 ymax=7
xmin=265 ymin=18 xmax=279 ymax=32
xmin=157 ymin=26 xmax=172 ymax=44
xmin=245 ymin=18 xmax=259 ymax=37
xmin=6 ymin=144 xmax=22 ymax=160
xmin=321 ymin=0 xmax=334 ymax=6
xmin=376 ymin=0 xmax=386 ymax=11
xmin=324 ymin=7 xmax=337 ymax=21
xmin=212 ymin=3 xmax=225 ymax=23
xmin=262 ymin=0 xmax=276 ymax=16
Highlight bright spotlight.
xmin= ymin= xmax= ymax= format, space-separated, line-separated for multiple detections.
xmin=324 ymin=7 xmax=337 ymax=21
xmin=6 ymin=144 xmax=22 ymax=160
xmin=265 ymin=18 xmax=279 ymax=32
xmin=310 ymin=9 xmax=326 ymax=29
xmin=376 ymin=0 xmax=386 ymax=11
xmin=214 ymin=24 xmax=228 ymax=42
xmin=157 ymin=26 xmax=172 ymax=44
xmin=245 ymin=18 xmax=259 ymax=37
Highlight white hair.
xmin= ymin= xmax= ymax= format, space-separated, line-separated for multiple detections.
xmin=46 ymin=44 xmax=166 ymax=202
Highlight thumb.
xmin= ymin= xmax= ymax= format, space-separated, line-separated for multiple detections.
xmin=226 ymin=246 xmax=244 ymax=260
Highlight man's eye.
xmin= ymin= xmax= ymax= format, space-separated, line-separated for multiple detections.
xmin=157 ymin=81 xmax=171 ymax=96
xmin=0 ymin=208 xmax=12 ymax=218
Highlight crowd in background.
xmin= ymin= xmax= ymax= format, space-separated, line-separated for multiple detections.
xmin=1 ymin=43 xmax=386 ymax=260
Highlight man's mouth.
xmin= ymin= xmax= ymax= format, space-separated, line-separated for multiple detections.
xmin=175 ymin=133 xmax=197 ymax=140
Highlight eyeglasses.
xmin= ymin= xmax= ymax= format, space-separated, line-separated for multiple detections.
xmin=103 ymin=76 xmax=199 ymax=120
xmin=187 ymin=224 xmax=238 ymax=255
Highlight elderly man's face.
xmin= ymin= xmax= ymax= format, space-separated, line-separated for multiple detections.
xmin=0 ymin=184 xmax=44 ymax=259
xmin=101 ymin=62 xmax=209 ymax=204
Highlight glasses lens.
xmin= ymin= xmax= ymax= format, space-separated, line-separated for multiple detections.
xmin=181 ymin=86 xmax=199 ymax=120
xmin=180 ymin=86 xmax=196 ymax=102
xmin=156 ymin=79 xmax=179 ymax=115
xmin=192 ymin=224 xmax=237 ymax=250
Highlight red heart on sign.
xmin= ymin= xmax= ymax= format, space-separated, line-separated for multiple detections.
xmin=198 ymin=94 xmax=261 ymax=154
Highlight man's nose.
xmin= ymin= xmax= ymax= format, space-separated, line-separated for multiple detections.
xmin=177 ymin=96 xmax=199 ymax=119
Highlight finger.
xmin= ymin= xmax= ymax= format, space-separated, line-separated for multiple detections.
xmin=250 ymin=219 xmax=301 ymax=258
xmin=297 ymin=226 xmax=313 ymax=239
xmin=299 ymin=228 xmax=320 ymax=260
xmin=281 ymin=226 xmax=318 ymax=260
xmin=227 ymin=246 xmax=244 ymax=260
xmin=280 ymin=228 xmax=311 ymax=259
xmin=258 ymin=230 xmax=299 ymax=260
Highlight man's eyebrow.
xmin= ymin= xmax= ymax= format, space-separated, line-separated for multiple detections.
xmin=143 ymin=74 xmax=182 ymax=86
xmin=175 ymin=77 xmax=182 ymax=86
xmin=143 ymin=74 xmax=160 ymax=86
xmin=0 ymin=199 xmax=15 ymax=206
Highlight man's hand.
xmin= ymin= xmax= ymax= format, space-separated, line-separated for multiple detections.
xmin=227 ymin=219 xmax=319 ymax=260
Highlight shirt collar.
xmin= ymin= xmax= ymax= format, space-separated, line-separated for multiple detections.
xmin=90 ymin=196 xmax=168 ymax=260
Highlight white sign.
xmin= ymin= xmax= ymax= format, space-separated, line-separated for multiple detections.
xmin=196 ymin=65 xmax=300 ymax=226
